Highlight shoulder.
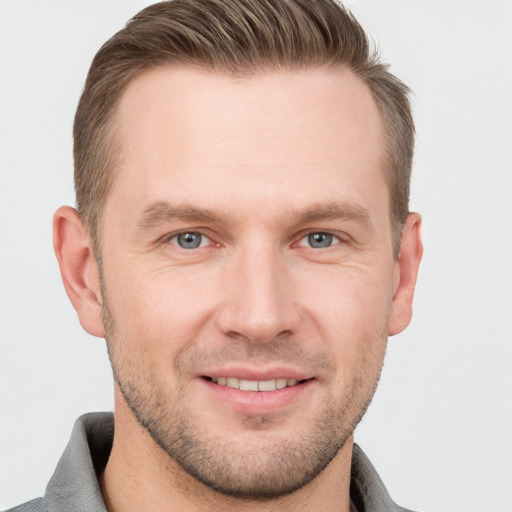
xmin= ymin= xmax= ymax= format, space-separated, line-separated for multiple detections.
xmin=3 ymin=498 xmax=47 ymax=512
xmin=351 ymin=444 xmax=420 ymax=512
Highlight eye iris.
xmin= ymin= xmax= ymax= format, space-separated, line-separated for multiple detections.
xmin=308 ymin=232 xmax=332 ymax=248
xmin=177 ymin=232 xmax=202 ymax=249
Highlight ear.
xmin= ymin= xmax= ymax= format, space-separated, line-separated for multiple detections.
xmin=53 ymin=206 xmax=105 ymax=338
xmin=388 ymin=212 xmax=423 ymax=336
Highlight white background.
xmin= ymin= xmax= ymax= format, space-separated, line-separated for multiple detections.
xmin=1 ymin=1 xmax=511 ymax=511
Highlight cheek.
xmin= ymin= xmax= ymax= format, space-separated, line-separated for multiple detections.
xmin=104 ymin=263 xmax=219 ymax=356
xmin=301 ymin=262 xmax=394 ymax=328
xmin=298 ymin=265 xmax=392 ymax=375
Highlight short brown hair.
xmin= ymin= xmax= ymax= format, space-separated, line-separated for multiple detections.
xmin=74 ymin=0 xmax=414 ymax=254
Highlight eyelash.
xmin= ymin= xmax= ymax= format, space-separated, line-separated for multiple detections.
xmin=295 ymin=231 xmax=343 ymax=249
xmin=165 ymin=230 xmax=346 ymax=251
xmin=166 ymin=231 xmax=215 ymax=250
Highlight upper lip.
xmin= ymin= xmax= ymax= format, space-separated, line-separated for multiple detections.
xmin=200 ymin=367 xmax=313 ymax=381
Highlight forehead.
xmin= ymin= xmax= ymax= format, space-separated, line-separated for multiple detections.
xmin=108 ymin=66 xmax=386 ymax=223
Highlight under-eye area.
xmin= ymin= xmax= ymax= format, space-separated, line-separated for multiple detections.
xmin=202 ymin=376 xmax=310 ymax=391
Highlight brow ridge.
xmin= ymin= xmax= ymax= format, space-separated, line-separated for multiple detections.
xmin=138 ymin=201 xmax=228 ymax=228
xmin=295 ymin=201 xmax=371 ymax=226
xmin=137 ymin=199 xmax=372 ymax=229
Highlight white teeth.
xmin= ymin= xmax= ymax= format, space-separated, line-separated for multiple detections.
xmin=212 ymin=377 xmax=303 ymax=391
xmin=276 ymin=378 xmax=287 ymax=389
xmin=240 ymin=379 xmax=259 ymax=391
xmin=258 ymin=380 xmax=277 ymax=391
xmin=226 ymin=377 xmax=240 ymax=389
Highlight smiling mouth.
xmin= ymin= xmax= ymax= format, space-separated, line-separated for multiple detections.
xmin=203 ymin=376 xmax=309 ymax=392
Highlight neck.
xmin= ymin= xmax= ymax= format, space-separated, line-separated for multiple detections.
xmin=100 ymin=400 xmax=355 ymax=512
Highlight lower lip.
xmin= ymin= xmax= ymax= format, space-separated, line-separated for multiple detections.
xmin=200 ymin=378 xmax=314 ymax=415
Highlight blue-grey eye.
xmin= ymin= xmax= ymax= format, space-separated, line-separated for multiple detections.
xmin=308 ymin=232 xmax=332 ymax=248
xmin=174 ymin=232 xmax=204 ymax=249
xmin=302 ymin=232 xmax=335 ymax=248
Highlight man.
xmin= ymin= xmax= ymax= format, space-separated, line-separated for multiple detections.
xmin=6 ymin=0 xmax=423 ymax=511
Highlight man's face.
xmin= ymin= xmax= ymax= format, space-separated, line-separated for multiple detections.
xmin=100 ymin=67 xmax=398 ymax=498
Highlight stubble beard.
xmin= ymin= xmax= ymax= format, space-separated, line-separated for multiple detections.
xmin=101 ymin=300 xmax=386 ymax=500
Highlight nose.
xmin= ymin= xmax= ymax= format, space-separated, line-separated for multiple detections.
xmin=216 ymin=246 xmax=301 ymax=344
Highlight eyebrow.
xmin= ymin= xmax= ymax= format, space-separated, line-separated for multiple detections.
xmin=138 ymin=201 xmax=229 ymax=228
xmin=294 ymin=201 xmax=372 ymax=227
xmin=137 ymin=200 xmax=372 ymax=229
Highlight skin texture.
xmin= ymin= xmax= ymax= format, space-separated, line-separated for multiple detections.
xmin=53 ymin=67 xmax=423 ymax=512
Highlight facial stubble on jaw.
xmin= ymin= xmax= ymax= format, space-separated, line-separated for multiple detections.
xmin=100 ymin=293 xmax=387 ymax=501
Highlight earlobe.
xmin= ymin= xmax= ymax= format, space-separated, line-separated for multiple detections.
xmin=53 ymin=206 xmax=105 ymax=338
xmin=388 ymin=212 xmax=423 ymax=336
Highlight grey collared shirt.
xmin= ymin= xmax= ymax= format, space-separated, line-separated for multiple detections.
xmin=4 ymin=412 xmax=415 ymax=512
